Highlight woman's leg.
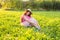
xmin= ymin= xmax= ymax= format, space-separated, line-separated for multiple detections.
xmin=29 ymin=18 xmax=40 ymax=30
xmin=34 ymin=23 xmax=40 ymax=30
xmin=21 ymin=21 xmax=31 ymax=27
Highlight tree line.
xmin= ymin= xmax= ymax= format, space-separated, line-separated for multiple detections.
xmin=0 ymin=0 xmax=60 ymax=11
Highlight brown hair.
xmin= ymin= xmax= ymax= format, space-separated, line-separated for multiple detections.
xmin=24 ymin=10 xmax=32 ymax=17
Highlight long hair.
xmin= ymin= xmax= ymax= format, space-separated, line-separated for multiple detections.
xmin=24 ymin=10 xmax=32 ymax=17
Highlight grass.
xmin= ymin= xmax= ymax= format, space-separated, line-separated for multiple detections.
xmin=0 ymin=10 xmax=60 ymax=40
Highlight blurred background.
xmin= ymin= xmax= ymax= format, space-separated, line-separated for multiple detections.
xmin=0 ymin=0 xmax=60 ymax=11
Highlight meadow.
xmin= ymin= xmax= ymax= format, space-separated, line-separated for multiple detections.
xmin=0 ymin=10 xmax=60 ymax=40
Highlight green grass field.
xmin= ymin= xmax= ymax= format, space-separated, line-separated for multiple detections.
xmin=0 ymin=10 xmax=60 ymax=40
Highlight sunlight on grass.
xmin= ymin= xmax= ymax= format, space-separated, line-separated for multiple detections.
xmin=0 ymin=10 xmax=60 ymax=40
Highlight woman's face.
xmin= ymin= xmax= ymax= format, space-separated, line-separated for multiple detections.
xmin=26 ymin=12 xmax=30 ymax=16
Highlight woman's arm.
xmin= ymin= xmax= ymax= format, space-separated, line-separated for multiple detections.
xmin=24 ymin=16 xmax=34 ymax=24
xmin=24 ymin=16 xmax=40 ymax=26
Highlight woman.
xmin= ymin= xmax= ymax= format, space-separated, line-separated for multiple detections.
xmin=20 ymin=9 xmax=40 ymax=30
